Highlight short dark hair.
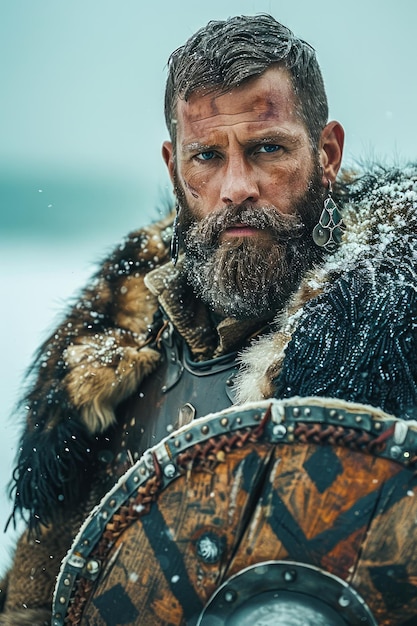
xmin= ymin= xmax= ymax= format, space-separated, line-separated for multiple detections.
xmin=164 ymin=14 xmax=329 ymax=152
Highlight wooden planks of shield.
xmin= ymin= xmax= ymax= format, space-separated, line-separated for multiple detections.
xmin=82 ymin=444 xmax=273 ymax=625
xmin=55 ymin=401 xmax=417 ymax=626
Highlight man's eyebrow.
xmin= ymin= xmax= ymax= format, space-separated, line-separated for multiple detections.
xmin=181 ymin=141 xmax=220 ymax=153
xmin=244 ymin=132 xmax=297 ymax=147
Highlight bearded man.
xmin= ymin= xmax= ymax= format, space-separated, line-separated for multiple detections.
xmin=1 ymin=13 xmax=417 ymax=626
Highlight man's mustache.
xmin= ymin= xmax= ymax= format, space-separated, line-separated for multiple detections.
xmin=183 ymin=203 xmax=306 ymax=249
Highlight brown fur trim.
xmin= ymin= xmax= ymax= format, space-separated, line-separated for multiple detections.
xmin=1 ymin=483 xmax=103 ymax=623
xmin=25 ymin=212 xmax=174 ymax=436
xmin=65 ymin=343 xmax=161 ymax=432
xmin=11 ymin=212 xmax=173 ymax=524
xmin=1 ymin=525 xmax=69 ymax=624
xmin=0 ymin=607 xmax=51 ymax=625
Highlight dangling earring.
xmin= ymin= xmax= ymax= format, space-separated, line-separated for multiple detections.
xmin=170 ymin=205 xmax=181 ymax=265
xmin=312 ymin=180 xmax=345 ymax=251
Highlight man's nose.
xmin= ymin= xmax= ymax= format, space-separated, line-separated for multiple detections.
xmin=220 ymin=157 xmax=260 ymax=205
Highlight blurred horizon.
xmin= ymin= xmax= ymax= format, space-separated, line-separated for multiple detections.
xmin=1 ymin=162 xmax=167 ymax=245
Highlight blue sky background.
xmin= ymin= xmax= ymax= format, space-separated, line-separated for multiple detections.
xmin=1 ymin=0 xmax=416 ymax=569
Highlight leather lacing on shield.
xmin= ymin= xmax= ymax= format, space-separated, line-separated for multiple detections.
xmin=63 ymin=407 xmax=416 ymax=625
xmin=294 ymin=421 xmax=396 ymax=453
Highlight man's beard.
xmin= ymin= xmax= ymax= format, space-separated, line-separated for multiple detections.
xmin=176 ymin=167 xmax=326 ymax=321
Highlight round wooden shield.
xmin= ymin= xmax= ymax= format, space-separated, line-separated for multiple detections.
xmin=52 ymin=397 xmax=417 ymax=625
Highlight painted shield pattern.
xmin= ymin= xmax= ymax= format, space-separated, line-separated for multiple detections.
xmin=52 ymin=397 xmax=417 ymax=625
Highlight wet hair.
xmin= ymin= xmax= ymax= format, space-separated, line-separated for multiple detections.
xmin=164 ymin=14 xmax=329 ymax=151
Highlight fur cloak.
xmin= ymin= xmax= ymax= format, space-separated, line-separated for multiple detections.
xmin=1 ymin=163 xmax=417 ymax=623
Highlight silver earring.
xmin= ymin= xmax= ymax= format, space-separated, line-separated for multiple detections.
xmin=312 ymin=180 xmax=345 ymax=250
xmin=170 ymin=205 xmax=181 ymax=265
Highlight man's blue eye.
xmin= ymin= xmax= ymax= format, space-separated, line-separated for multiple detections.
xmin=259 ymin=144 xmax=280 ymax=153
xmin=197 ymin=151 xmax=215 ymax=160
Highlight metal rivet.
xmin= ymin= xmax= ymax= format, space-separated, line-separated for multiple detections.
xmin=355 ymin=416 xmax=362 ymax=423
xmin=220 ymin=417 xmax=228 ymax=427
xmin=59 ymin=596 xmax=66 ymax=605
xmin=174 ymin=440 xmax=181 ymax=448
xmin=374 ymin=421 xmax=382 ymax=430
xmin=83 ymin=539 xmax=90 ymax=546
xmin=63 ymin=578 xmax=71 ymax=586
xmin=224 ymin=590 xmax=237 ymax=603
xmin=86 ymin=559 xmax=100 ymax=574
xmin=338 ymin=595 xmax=350 ymax=607
xmin=185 ymin=432 xmax=193 ymax=441
xmin=196 ymin=532 xmax=224 ymax=564
xmin=390 ymin=445 xmax=402 ymax=460
xmin=109 ymin=499 xmax=116 ymax=507
xmin=283 ymin=569 xmax=297 ymax=582
xmin=293 ymin=408 xmax=300 ymax=417
xmin=404 ymin=451 xmax=410 ymax=459
xmin=253 ymin=413 xmax=260 ymax=421
xmin=304 ymin=408 xmax=311 ymax=416
xmin=101 ymin=511 xmax=108 ymax=519
xmin=236 ymin=417 xmax=242 ymax=424
xmin=202 ymin=425 xmax=209 ymax=434
xmin=329 ymin=409 xmax=337 ymax=418
xmin=163 ymin=463 xmax=176 ymax=478
xmin=273 ymin=424 xmax=287 ymax=439
xmin=338 ymin=414 xmax=344 ymax=421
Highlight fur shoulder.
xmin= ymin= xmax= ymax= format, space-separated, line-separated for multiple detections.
xmin=11 ymin=212 xmax=174 ymax=526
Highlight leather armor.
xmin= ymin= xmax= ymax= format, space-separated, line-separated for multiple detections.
xmin=112 ymin=318 xmax=239 ymax=474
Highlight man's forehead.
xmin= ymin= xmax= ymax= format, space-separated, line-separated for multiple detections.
xmin=174 ymin=66 xmax=300 ymax=140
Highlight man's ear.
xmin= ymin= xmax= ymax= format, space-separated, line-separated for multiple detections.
xmin=319 ymin=121 xmax=344 ymax=184
xmin=162 ymin=141 xmax=175 ymax=184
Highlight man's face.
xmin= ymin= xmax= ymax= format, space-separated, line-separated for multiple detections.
xmin=163 ymin=66 xmax=338 ymax=320
xmin=168 ymin=66 xmax=318 ymax=220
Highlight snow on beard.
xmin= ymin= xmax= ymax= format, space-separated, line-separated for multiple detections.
xmin=181 ymin=181 xmax=325 ymax=320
